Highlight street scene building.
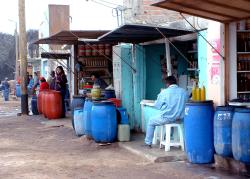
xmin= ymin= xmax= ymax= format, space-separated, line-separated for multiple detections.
xmin=0 ymin=0 xmax=250 ymax=178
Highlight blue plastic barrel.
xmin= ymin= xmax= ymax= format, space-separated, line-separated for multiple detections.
xmin=117 ymin=107 xmax=129 ymax=124
xmin=71 ymin=96 xmax=85 ymax=129
xmin=91 ymin=101 xmax=117 ymax=143
xmin=83 ymin=98 xmax=93 ymax=137
xmin=184 ymin=100 xmax=214 ymax=164
xmin=232 ymin=108 xmax=250 ymax=163
xmin=16 ymin=84 xmax=21 ymax=97
xmin=31 ymin=96 xmax=39 ymax=115
xmin=104 ymin=90 xmax=116 ymax=99
xmin=73 ymin=108 xmax=84 ymax=136
xmin=214 ymin=106 xmax=234 ymax=157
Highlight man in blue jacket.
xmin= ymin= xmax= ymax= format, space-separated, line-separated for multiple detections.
xmin=2 ymin=77 xmax=10 ymax=101
xmin=144 ymin=76 xmax=188 ymax=148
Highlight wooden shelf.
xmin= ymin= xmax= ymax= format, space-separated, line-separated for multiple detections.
xmin=237 ymin=30 xmax=250 ymax=33
xmin=237 ymin=52 xmax=250 ymax=55
xmin=187 ymin=68 xmax=199 ymax=71
xmin=237 ymin=91 xmax=250 ymax=94
xmin=187 ymin=50 xmax=197 ymax=54
xmin=237 ymin=71 xmax=250 ymax=73
xmin=78 ymin=56 xmax=111 ymax=58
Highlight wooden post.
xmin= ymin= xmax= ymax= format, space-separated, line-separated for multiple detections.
xmin=224 ymin=23 xmax=229 ymax=103
xmin=19 ymin=0 xmax=28 ymax=115
xmin=74 ymin=44 xmax=78 ymax=95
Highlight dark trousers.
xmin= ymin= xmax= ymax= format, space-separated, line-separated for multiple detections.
xmin=60 ymin=89 xmax=66 ymax=118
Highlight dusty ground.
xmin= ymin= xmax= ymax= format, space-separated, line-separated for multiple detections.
xmin=0 ymin=98 xmax=246 ymax=179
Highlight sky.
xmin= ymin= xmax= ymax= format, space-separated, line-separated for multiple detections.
xmin=0 ymin=0 xmax=123 ymax=35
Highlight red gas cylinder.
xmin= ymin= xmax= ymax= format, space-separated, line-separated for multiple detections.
xmin=92 ymin=44 xmax=98 ymax=56
xmin=108 ymin=98 xmax=121 ymax=108
xmin=98 ymin=44 xmax=105 ymax=56
xmin=78 ymin=45 xmax=85 ymax=56
xmin=37 ymin=91 xmax=43 ymax=114
xmin=42 ymin=90 xmax=50 ymax=118
xmin=105 ymin=44 xmax=111 ymax=56
xmin=85 ymin=45 xmax=91 ymax=56
xmin=46 ymin=90 xmax=63 ymax=119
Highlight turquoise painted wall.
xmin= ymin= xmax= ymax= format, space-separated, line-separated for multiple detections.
xmin=120 ymin=44 xmax=135 ymax=129
xmin=133 ymin=45 xmax=146 ymax=131
xmin=198 ymin=30 xmax=208 ymax=91
xmin=144 ymin=44 xmax=165 ymax=100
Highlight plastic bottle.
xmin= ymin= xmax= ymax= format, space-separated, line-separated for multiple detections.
xmin=200 ymin=84 xmax=206 ymax=101
xmin=192 ymin=82 xmax=197 ymax=101
xmin=196 ymin=86 xmax=201 ymax=101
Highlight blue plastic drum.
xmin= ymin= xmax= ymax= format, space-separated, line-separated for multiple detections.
xmin=184 ymin=100 xmax=214 ymax=164
xmin=83 ymin=98 xmax=93 ymax=137
xmin=73 ymin=108 xmax=84 ymax=136
xmin=214 ymin=106 xmax=234 ymax=157
xmin=232 ymin=108 xmax=250 ymax=163
xmin=91 ymin=101 xmax=117 ymax=143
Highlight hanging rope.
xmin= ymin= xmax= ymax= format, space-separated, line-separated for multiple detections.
xmin=180 ymin=13 xmax=225 ymax=60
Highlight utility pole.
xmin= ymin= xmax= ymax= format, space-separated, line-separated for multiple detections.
xmin=15 ymin=23 xmax=20 ymax=79
xmin=18 ymin=0 xmax=28 ymax=115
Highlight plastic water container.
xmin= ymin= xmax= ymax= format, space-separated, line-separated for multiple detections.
xmin=73 ymin=108 xmax=84 ymax=136
xmin=16 ymin=84 xmax=21 ymax=97
xmin=214 ymin=106 xmax=234 ymax=157
xmin=118 ymin=124 xmax=130 ymax=142
xmin=71 ymin=96 xmax=85 ymax=129
xmin=91 ymin=101 xmax=117 ymax=143
xmin=184 ymin=100 xmax=214 ymax=164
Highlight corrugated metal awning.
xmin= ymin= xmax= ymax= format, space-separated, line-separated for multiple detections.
xmin=98 ymin=24 xmax=194 ymax=43
xmin=33 ymin=30 xmax=110 ymax=45
xmin=152 ymin=0 xmax=250 ymax=23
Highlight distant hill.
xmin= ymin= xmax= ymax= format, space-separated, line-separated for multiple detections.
xmin=0 ymin=32 xmax=15 ymax=81
xmin=0 ymin=30 xmax=39 ymax=82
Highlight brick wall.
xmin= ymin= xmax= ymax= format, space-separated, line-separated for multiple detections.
xmin=123 ymin=0 xmax=183 ymax=25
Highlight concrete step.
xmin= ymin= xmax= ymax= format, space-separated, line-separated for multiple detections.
xmin=118 ymin=133 xmax=187 ymax=163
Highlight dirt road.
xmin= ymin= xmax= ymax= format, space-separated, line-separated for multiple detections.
xmin=0 ymin=100 xmax=245 ymax=179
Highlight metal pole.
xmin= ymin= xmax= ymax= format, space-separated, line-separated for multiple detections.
xmin=19 ymin=0 xmax=28 ymax=115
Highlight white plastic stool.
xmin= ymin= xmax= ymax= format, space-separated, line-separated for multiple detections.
xmin=152 ymin=126 xmax=162 ymax=145
xmin=159 ymin=123 xmax=184 ymax=152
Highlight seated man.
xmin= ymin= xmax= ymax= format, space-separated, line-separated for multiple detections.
xmin=144 ymin=76 xmax=188 ymax=148
xmin=90 ymin=73 xmax=108 ymax=89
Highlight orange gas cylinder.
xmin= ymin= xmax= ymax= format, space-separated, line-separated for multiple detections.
xmin=46 ymin=90 xmax=63 ymax=120
xmin=37 ymin=91 xmax=43 ymax=114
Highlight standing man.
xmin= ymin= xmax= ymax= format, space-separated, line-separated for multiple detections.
xmin=144 ymin=76 xmax=188 ymax=148
xmin=2 ymin=77 xmax=10 ymax=101
xmin=47 ymin=71 xmax=56 ymax=90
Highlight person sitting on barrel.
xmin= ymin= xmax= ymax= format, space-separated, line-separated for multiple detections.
xmin=39 ymin=77 xmax=49 ymax=91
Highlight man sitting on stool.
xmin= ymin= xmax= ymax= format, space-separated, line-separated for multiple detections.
xmin=144 ymin=76 xmax=188 ymax=148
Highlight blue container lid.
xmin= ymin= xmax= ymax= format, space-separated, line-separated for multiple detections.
xmin=117 ymin=107 xmax=126 ymax=111
xmin=216 ymin=106 xmax=234 ymax=111
xmin=234 ymin=108 xmax=250 ymax=113
xmin=186 ymin=100 xmax=213 ymax=106
xmin=93 ymin=100 xmax=114 ymax=106
xmin=74 ymin=107 xmax=83 ymax=111
xmin=73 ymin=95 xmax=85 ymax=99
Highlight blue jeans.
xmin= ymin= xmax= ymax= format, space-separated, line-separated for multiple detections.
xmin=3 ymin=89 xmax=9 ymax=101
xmin=144 ymin=115 xmax=174 ymax=145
